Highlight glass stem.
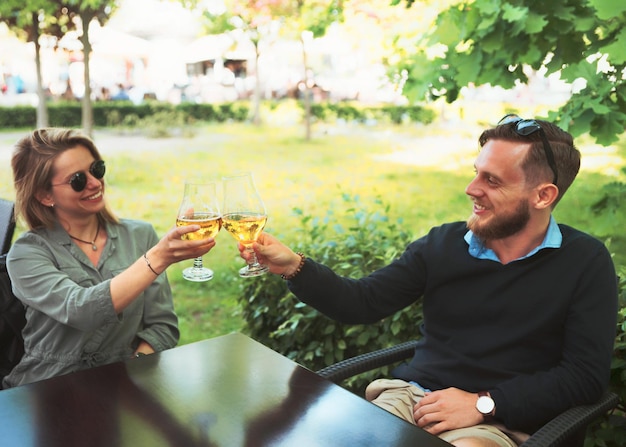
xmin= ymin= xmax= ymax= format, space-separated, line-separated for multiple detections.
xmin=245 ymin=247 xmax=260 ymax=267
xmin=192 ymin=256 xmax=204 ymax=269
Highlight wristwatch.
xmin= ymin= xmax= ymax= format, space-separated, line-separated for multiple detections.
xmin=476 ymin=391 xmax=496 ymax=418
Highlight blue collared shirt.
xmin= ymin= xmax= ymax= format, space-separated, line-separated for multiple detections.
xmin=464 ymin=216 xmax=562 ymax=263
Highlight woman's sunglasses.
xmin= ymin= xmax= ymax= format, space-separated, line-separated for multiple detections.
xmin=51 ymin=160 xmax=106 ymax=192
xmin=498 ymin=114 xmax=558 ymax=185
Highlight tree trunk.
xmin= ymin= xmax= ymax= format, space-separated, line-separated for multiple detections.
xmin=32 ymin=13 xmax=48 ymax=128
xmin=300 ymin=37 xmax=311 ymax=141
xmin=252 ymin=41 xmax=261 ymax=126
xmin=79 ymin=13 xmax=94 ymax=137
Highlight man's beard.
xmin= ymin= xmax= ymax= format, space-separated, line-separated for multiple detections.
xmin=467 ymin=200 xmax=531 ymax=241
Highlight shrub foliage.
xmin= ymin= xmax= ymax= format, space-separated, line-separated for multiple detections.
xmin=239 ymin=194 xmax=421 ymax=392
xmin=0 ymin=100 xmax=434 ymax=129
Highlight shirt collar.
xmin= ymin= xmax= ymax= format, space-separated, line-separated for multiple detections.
xmin=464 ymin=216 xmax=562 ymax=263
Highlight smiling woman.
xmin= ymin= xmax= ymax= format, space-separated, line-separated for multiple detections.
xmin=1 ymin=127 xmax=217 ymax=389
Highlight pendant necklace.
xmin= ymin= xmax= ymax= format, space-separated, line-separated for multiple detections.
xmin=69 ymin=220 xmax=101 ymax=251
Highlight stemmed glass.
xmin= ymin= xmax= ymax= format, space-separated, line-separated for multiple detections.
xmin=222 ymin=172 xmax=269 ymax=278
xmin=176 ymin=181 xmax=222 ymax=282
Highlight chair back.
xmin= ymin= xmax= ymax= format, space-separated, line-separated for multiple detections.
xmin=0 ymin=254 xmax=26 ymax=388
xmin=0 ymin=199 xmax=15 ymax=256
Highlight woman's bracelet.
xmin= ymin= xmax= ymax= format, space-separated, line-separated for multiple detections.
xmin=281 ymin=252 xmax=306 ymax=280
xmin=143 ymin=253 xmax=159 ymax=276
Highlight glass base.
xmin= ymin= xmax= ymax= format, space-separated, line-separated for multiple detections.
xmin=183 ymin=266 xmax=214 ymax=282
xmin=239 ymin=263 xmax=269 ymax=278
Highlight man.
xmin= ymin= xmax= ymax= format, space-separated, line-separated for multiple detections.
xmin=241 ymin=116 xmax=618 ymax=447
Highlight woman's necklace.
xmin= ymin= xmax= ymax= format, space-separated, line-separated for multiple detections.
xmin=68 ymin=220 xmax=101 ymax=251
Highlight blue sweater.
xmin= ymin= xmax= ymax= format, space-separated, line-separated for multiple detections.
xmin=289 ymin=222 xmax=618 ymax=433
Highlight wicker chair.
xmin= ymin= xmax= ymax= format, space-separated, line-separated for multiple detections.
xmin=317 ymin=340 xmax=619 ymax=447
xmin=0 ymin=199 xmax=15 ymax=256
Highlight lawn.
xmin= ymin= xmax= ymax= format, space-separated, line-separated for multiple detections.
xmin=1 ymin=115 xmax=624 ymax=345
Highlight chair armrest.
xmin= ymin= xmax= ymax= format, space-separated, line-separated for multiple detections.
xmin=317 ymin=340 xmax=419 ymax=383
xmin=520 ymin=391 xmax=620 ymax=447
xmin=316 ymin=342 xmax=620 ymax=447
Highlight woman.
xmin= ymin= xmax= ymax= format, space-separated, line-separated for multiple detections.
xmin=2 ymin=128 xmax=215 ymax=388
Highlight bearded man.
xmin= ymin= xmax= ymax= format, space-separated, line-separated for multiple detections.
xmin=240 ymin=116 xmax=618 ymax=447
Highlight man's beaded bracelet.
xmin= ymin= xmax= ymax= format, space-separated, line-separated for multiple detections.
xmin=281 ymin=252 xmax=306 ymax=280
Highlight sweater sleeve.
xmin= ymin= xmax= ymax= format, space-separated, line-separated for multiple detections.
xmin=288 ymin=240 xmax=427 ymax=324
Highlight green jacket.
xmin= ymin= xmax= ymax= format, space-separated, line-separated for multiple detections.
xmin=3 ymin=218 xmax=179 ymax=388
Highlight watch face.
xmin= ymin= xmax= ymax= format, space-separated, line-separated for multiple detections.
xmin=477 ymin=396 xmax=495 ymax=414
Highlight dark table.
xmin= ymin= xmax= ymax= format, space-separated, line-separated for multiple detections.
xmin=0 ymin=332 xmax=451 ymax=446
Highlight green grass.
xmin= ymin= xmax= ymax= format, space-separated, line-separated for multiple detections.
xmin=1 ymin=118 xmax=624 ymax=345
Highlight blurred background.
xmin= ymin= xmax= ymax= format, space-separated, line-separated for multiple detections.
xmin=0 ymin=0 xmax=573 ymax=108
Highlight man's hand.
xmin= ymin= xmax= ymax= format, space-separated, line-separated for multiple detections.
xmin=413 ymin=388 xmax=485 ymax=435
xmin=238 ymin=232 xmax=302 ymax=277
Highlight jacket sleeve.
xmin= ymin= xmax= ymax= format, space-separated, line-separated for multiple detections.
xmin=133 ymin=227 xmax=179 ymax=352
xmin=7 ymin=234 xmax=118 ymax=331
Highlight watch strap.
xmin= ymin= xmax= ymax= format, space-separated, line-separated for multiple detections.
xmin=477 ymin=391 xmax=496 ymax=418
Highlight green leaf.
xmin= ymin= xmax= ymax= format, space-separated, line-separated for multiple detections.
xmin=560 ymin=61 xmax=598 ymax=84
xmin=590 ymin=111 xmax=626 ymax=145
xmin=525 ymin=12 xmax=549 ymax=34
xmin=599 ymin=28 xmax=626 ymax=65
xmin=501 ymin=3 xmax=528 ymax=22
xmin=588 ymin=0 xmax=626 ymax=20
xmin=433 ymin=9 xmax=465 ymax=46
xmin=588 ymin=100 xmax=612 ymax=115
xmin=475 ymin=0 xmax=502 ymax=16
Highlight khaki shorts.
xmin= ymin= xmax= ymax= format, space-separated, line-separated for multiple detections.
xmin=365 ymin=379 xmax=529 ymax=447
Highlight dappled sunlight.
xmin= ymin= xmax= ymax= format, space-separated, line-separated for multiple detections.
xmin=579 ymin=143 xmax=625 ymax=177
xmin=359 ymin=123 xmax=626 ymax=179
xmin=370 ymin=133 xmax=478 ymax=171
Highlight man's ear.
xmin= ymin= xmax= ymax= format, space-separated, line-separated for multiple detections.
xmin=533 ymin=183 xmax=559 ymax=210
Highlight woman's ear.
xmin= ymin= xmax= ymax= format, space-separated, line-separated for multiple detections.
xmin=36 ymin=190 xmax=54 ymax=208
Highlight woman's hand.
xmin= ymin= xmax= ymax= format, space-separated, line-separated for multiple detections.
xmin=110 ymin=225 xmax=216 ymax=313
xmin=148 ymin=225 xmax=216 ymax=274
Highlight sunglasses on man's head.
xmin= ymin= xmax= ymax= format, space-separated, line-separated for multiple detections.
xmin=497 ymin=114 xmax=558 ymax=185
xmin=52 ymin=160 xmax=106 ymax=192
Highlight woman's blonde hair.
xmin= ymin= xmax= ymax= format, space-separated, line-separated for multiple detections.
xmin=12 ymin=128 xmax=119 ymax=230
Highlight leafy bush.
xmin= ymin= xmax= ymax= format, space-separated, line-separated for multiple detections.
xmin=48 ymin=102 xmax=81 ymax=127
xmin=586 ymin=178 xmax=626 ymax=447
xmin=239 ymin=193 xmax=421 ymax=392
xmin=0 ymin=101 xmax=248 ymax=129
xmin=135 ymin=109 xmax=196 ymax=138
xmin=0 ymin=99 xmax=432 ymax=129
xmin=302 ymin=100 xmax=435 ymax=125
xmin=177 ymin=103 xmax=220 ymax=121
xmin=216 ymin=103 xmax=250 ymax=122
xmin=0 ymin=105 xmax=35 ymax=127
